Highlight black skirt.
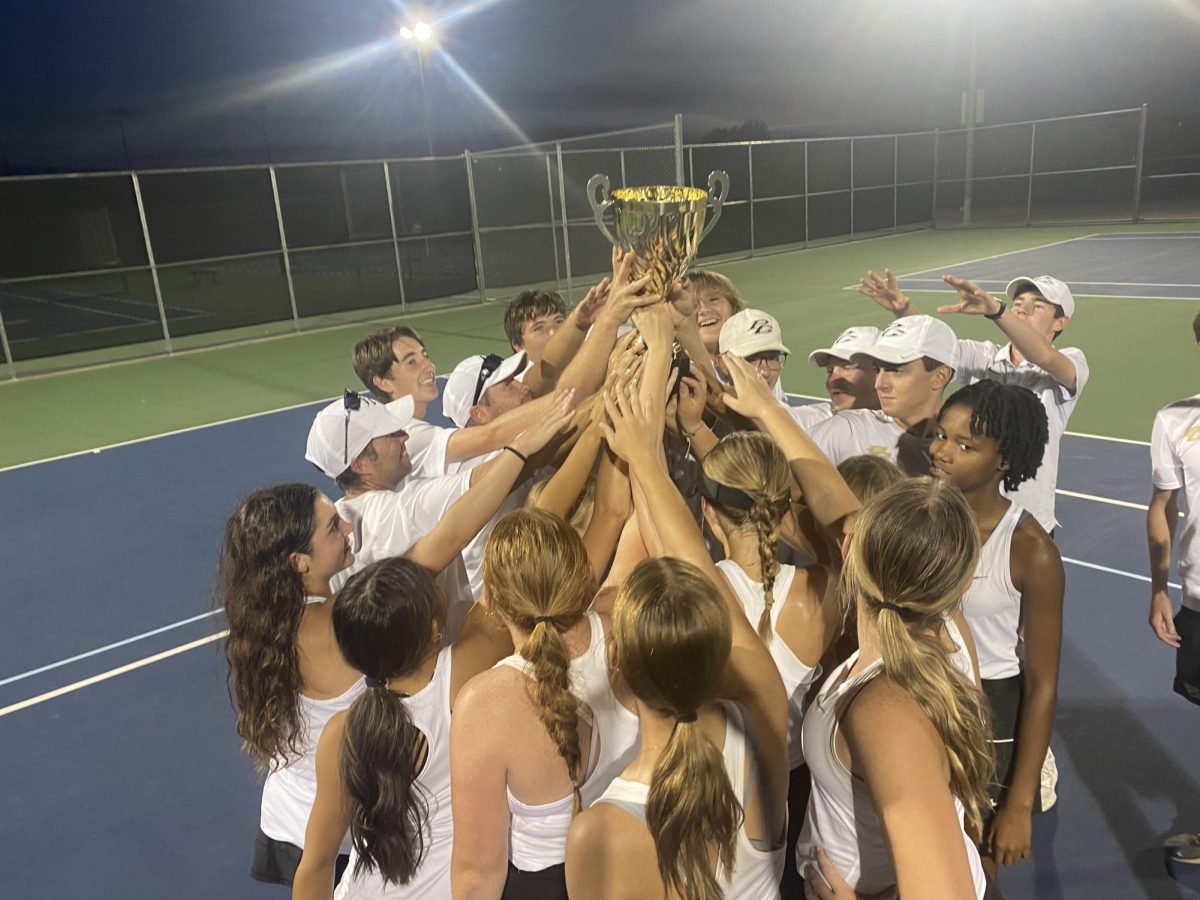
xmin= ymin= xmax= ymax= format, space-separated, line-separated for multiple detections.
xmin=1174 ymin=606 xmax=1200 ymax=706
xmin=249 ymin=828 xmax=350 ymax=887
xmin=501 ymin=860 xmax=567 ymax=900
xmin=981 ymin=673 xmax=1043 ymax=814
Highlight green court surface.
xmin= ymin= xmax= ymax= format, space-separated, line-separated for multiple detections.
xmin=3 ymin=221 xmax=1198 ymax=468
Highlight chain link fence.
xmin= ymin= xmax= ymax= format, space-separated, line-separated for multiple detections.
xmin=2 ymin=106 xmax=1196 ymax=377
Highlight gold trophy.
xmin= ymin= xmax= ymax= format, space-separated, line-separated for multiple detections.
xmin=587 ymin=170 xmax=730 ymax=297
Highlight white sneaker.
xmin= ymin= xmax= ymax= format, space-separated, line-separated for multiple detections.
xmin=1040 ymin=746 xmax=1058 ymax=811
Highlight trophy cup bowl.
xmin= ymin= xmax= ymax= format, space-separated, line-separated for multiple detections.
xmin=587 ymin=170 xmax=730 ymax=299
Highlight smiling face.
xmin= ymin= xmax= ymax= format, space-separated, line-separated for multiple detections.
xmin=294 ymin=493 xmax=354 ymax=585
xmin=696 ymin=290 xmax=736 ymax=354
xmin=374 ymin=337 xmax=438 ymax=404
xmin=354 ymin=429 xmax=412 ymax=488
xmin=929 ymin=403 xmax=1007 ymax=493
xmin=824 ymin=356 xmax=879 ymax=411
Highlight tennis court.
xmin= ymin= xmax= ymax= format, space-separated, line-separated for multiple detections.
xmin=2 ymin=222 xmax=1199 ymax=898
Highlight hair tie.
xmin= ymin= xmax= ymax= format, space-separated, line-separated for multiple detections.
xmin=533 ymin=615 xmax=556 ymax=627
xmin=365 ymin=676 xmax=388 ymax=689
xmin=878 ymin=601 xmax=908 ymax=615
xmin=675 ymin=710 xmax=698 ymax=724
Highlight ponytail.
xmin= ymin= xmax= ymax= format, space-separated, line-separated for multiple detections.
xmin=646 ymin=718 xmax=742 ymax=900
xmin=523 ymin=618 xmax=583 ymax=812
xmin=340 ymin=687 xmax=430 ymax=884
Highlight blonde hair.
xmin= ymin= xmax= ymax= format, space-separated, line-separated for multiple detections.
xmin=482 ymin=509 xmax=598 ymax=812
xmin=523 ymin=475 xmax=597 ymax=535
xmin=840 ymin=477 xmax=994 ymax=837
xmin=684 ymin=269 xmax=745 ymax=314
xmin=702 ymin=432 xmax=792 ymax=641
xmin=613 ymin=559 xmax=741 ymax=900
xmin=836 ymin=454 xmax=906 ymax=504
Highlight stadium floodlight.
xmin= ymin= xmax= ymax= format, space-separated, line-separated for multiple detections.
xmin=413 ymin=21 xmax=433 ymax=42
xmin=398 ymin=25 xmax=414 ymax=40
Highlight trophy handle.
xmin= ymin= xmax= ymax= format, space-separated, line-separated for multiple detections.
xmin=586 ymin=174 xmax=619 ymax=246
xmin=699 ymin=170 xmax=730 ymax=241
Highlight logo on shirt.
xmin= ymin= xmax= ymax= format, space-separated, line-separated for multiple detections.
xmin=1186 ymin=425 xmax=1200 ymax=443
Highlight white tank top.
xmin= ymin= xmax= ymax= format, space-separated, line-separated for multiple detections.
xmin=334 ymin=646 xmax=455 ymax=899
xmin=259 ymin=601 xmax=367 ymax=851
xmin=943 ymin=614 xmax=976 ymax=684
xmin=961 ymin=501 xmax=1025 ymax=680
xmin=495 ymin=610 xmax=640 ymax=871
xmin=716 ymin=560 xmax=821 ymax=768
xmin=594 ymin=701 xmax=785 ymax=899
xmin=796 ymin=654 xmax=988 ymax=897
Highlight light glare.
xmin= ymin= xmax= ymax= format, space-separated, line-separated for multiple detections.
xmin=398 ymin=25 xmax=413 ymax=39
xmin=413 ymin=21 xmax=433 ymax=41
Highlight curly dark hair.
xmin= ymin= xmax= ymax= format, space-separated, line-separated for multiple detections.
xmin=940 ymin=381 xmax=1048 ymax=492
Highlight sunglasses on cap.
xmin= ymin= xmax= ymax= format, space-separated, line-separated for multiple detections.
xmin=343 ymin=389 xmax=361 ymax=464
xmin=473 ymin=354 xmax=504 ymax=406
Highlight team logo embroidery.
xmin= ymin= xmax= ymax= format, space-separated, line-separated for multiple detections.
xmin=1185 ymin=425 xmax=1200 ymax=443
xmin=748 ymin=318 xmax=774 ymax=335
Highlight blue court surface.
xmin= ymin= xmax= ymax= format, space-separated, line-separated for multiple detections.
xmin=2 ymin=394 xmax=1199 ymax=899
xmin=886 ymin=232 xmax=1200 ymax=301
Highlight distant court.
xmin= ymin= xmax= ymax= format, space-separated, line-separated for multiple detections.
xmin=881 ymin=232 xmax=1200 ymax=301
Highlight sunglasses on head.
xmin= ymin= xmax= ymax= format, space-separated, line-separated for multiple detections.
xmin=343 ymin=389 xmax=361 ymax=464
xmin=473 ymin=354 xmax=504 ymax=406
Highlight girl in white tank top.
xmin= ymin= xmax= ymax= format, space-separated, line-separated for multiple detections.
xmin=292 ymin=557 xmax=514 ymax=900
xmin=450 ymin=510 xmax=639 ymax=900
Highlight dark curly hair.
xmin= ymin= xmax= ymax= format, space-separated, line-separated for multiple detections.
xmin=939 ymin=381 xmax=1048 ymax=492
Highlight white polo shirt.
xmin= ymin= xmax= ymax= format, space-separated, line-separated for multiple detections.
xmin=788 ymin=400 xmax=834 ymax=431
xmin=403 ymin=418 xmax=458 ymax=479
xmin=808 ymin=408 xmax=934 ymax=476
xmin=1151 ymin=396 xmax=1200 ymax=612
xmin=334 ymin=470 xmax=476 ymax=639
xmin=955 ymin=340 xmax=1089 ymax=532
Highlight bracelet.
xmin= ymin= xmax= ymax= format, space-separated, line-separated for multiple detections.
xmin=680 ymin=424 xmax=701 ymax=439
xmin=503 ymin=445 xmax=528 ymax=464
xmin=984 ymin=300 xmax=1006 ymax=321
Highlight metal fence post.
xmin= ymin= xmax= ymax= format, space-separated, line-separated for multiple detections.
xmin=1133 ymin=103 xmax=1149 ymax=223
xmin=546 ymin=152 xmax=562 ymax=288
xmin=893 ymin=136 xmax=899 ymax=232
xmin=619 ymin=149 xmax=627 ymax=188
xmin=555 ymin=142 xmax=574 ymax=301
xmin=747 ymin=143 xmax=756 ymax=257
xmin=931 ymin=129 xmax=940 ymax=228
xmin=130 ymin=172 xmax=173 ymax=351
xmin=381 ymin=161 xmax=409 ymax=312
xmin=674 ymin=113 xmax=684 ymax=186
xmin=0 ymin=303 xmax=16 ymax=379
xmin=1025 ymin=123 xmax=1037 ymax=225
xmin=849 ymin=138 xmax=856 ymax=239
xmin=268 ymin=165 xmax=300 ymax=328
xmin=803 ymin=140 xmax=810 ymax=247
xmin=463 ymin=150 xmax=488 ymax=305
xmin=688 ymin=146 xmax=695 ymax=190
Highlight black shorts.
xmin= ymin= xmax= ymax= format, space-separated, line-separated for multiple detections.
xmin=249 ymin=828 xmax=350 ymax=887
xmin=981 ymin=674 xmax=1043 ymax=815
xmin=1175 ymin=606 xmax=1200 ymax=706
xmin=501 ymin=861 xmax=567 ymax=900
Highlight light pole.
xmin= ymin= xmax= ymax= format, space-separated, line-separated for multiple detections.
xmin=399 ymin=21 xmax=436 ymax=157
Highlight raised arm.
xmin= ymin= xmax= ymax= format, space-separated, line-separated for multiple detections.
xmin=523 ymin=276 xmax=610 ymax=397
xmin=723 ymin=353 xmax=861 ymax=543
xmin=407 ymin=392 xmax=576 ymax=573
xmin=1148 ymin=486 xmax=1183 ymax=647
xmin=857 ymin=268 xmax=918 ymax=318
xmin=292 ymin=713 xmax=351 ymax=900
xmin=940 ymin=274 xmax=1079 ymax=391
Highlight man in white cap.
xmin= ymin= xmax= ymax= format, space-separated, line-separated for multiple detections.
xmin=305 ymin=389 xmax=574 ymax=638
xmin=857 ymin=268 xmax=1088 ymax=534
xmin=442 ymin=351 xmax=533 ymax=430
xmin=808 ymin=315 xmax=959 ymax=475
xmin=806 ymin=325 xmax=882 ymax=422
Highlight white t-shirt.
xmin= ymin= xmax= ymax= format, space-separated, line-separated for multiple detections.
xmin=453 ymin=448 xmax=534 ymax=598
xmin=787 ymin=400 xmax=834 ymax=432
xmin=1151 ymin=396 xmax=1200 ymax=612
xmin=403 ymin=419 xmax=458 ymax=479
xmin=955 ymin=340 xmax=1089 ymax=532
xmin=335 ymin=472 xmax=476 ymax=639
xmin=808 ymin=409 xmax=933 ymax=476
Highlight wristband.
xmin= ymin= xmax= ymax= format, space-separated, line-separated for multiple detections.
xmin=503 ymin=445 xmax=528 ymax=464
xmin=984 ymin=300 xmax=1006 ymax=321
xmin=680 ymin=423 xmax=701 ymax=439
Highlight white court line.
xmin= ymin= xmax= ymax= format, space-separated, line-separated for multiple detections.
xmin=1062 ymin=557 xmax=1179 ymax=590
xmin=899 ymin=278 xmax=1200 ymax=289
xmin=888 ymin=232 xmax=1100 ymax=280
xmin=1087 ymin=234 xmax=1200 ymax=240
xmin=1057 ymin=489 xmax=1152 ymax=512
xmin=1063 ymin=430 xmax=1149 ymax=447
xmin=0 ymin=631 xmax=227 ymax=719
xmin=0 ymin=608 xmax=223 ymax=688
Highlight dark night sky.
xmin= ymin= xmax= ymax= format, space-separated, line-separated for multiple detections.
xmin=1 ymin=0 xmax=1198 ymax=172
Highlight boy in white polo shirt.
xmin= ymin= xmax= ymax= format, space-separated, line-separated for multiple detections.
xmin=858 ymin=268 xmax=1088 ymax=533
xmin=304 ymin=390 xmax=573 ymax=638
xmin=1148 ymin=311 xmax=1200 ymax=868
xmin=808 ymin=315 xmax=959 ymax=475
xmin=806 ymin=325 xmax=882 ymax=420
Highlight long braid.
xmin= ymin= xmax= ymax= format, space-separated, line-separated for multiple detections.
xmin=748 ymin=497 xmax=783 ymax=640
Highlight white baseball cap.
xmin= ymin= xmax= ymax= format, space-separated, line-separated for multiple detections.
xmin=808 ymin=325 xmax=881 ymax=368
xmin=1006 ymin=275 xmax=1075 ymax=318
xmin=719 ymin=309 xmax=791 ymax=358
xmin=853 ymin=315 xmax=960 ymax=370
xmin=442 ymin=351 xmax=528 ymax=428
xmin=306 ymin=392 xmax=414 ymax=479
